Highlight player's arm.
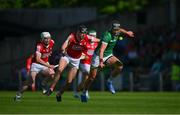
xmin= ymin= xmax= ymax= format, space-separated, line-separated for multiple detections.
xmin=99 ymin=32 xmax=111 ymax=68
xmin=87 ymin=35 xmax=100 ymax=43
xmin=91 ymin=36 xmax=100 ymax=42
xmin=36 ymin=53 xmax=52 ymax=68
xmin=61 ymin=41 xmax=68 ymax=54
xmin=119 ymin=28 xmax=134 ymax=37
xmin=99 ymin=42 xmax=107 ymax=68
xmin=36 ymin=53 xmax=54 ymax=69
xmin=61 ymin=34 xmax=72 ymax=54
xmin=36 ymin=46 xmax=53 ymax=68
xmin=80 ymin=52 xmax=86 ymax=60
xmin=99 ymin=42 xmax=107 ymax=60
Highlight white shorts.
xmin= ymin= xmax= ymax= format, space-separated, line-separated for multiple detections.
xmin=79 ymin=63 xmax=90 ymax=73
xmin=91 ymin=54 xmax=113 ymax=68
xmin=30 ymin=63 xmax=48 ymax=73
xmin=61 ymin=55 xmax=80 ymax=69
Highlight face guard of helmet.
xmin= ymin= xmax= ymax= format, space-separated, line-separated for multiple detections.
xmin=89 ymin=30 xmax=97 ymax=37
xmin=111 ymin=21 xmax=121 ymax=36
xmin=41 ymin=32 xmax=51 ymax=46
xmin=77 ymin=25 xmax=87 ymax=41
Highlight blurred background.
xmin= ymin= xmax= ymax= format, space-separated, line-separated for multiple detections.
xmin=0 ymin=0 xmax=179 ymax=92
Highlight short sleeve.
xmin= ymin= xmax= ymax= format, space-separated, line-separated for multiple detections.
xmin=101 ymin=31 xmax=111 ymax=44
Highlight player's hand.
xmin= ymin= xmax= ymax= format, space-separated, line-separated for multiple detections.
xmin=49 ymin=68 xmax=55 ymax=76
xmin=99 ymin=62 xmax=105 ymax=69
xmin=80 ymin=53 xmax=86 ymax=59
xmin=61 ymin=50 xmax=66 ymax=56
xmin=127 ymin=31 xmax=134 ymax=37
xmin=84 ymin=55 xmax=89 ymax=60
xmin=49 ymin=65 xmax=55 ymax=69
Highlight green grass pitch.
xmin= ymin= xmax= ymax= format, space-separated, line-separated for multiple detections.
xmin=0 ymin=91 xmax=180 ymax=114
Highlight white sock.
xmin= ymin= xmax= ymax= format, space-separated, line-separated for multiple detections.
xmin=16 ymin=93 xmax=22 ymax=98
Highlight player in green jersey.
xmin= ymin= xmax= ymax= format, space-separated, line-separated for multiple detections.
xmin=81 ymin=20 xmax=134 ymax=102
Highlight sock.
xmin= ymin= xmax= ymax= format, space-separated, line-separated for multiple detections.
xmin=85 ymin=90 xmax=89 ymax=96
xmin=16 ymin=92 xmax=22 ymax=98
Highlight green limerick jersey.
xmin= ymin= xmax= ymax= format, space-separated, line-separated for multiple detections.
xmin=95 ymin=31 xmax=118 ymax=57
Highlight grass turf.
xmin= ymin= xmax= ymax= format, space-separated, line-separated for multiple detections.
xmin=0 ymin=91 xmax=180 ymax=114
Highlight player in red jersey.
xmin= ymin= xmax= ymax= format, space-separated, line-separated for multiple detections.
xmin=30 ymin=32 xmax=55 ymax=91
xmin=25 ymin=54 xmax=50 ymax=92
xmin=74 ymin=30 xmax=99 ymax=98
xmin=14 ymin=32 xmax=55 ymax=101
xmin=45 ymin=26 xmax=99 ymax=102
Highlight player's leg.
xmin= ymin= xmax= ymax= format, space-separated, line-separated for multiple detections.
xmin=80 ymin=54 xmax=99 ymax=102
xmin=31 ymin=71 xmax=37 ymax=91
xmin=81 ymin=70 xmax=92 ymax=99
xmin=105 ymin=56 xmax=123 ymax=94
xmin=76 ymin=73 xmax=88 ymax=91
xmin=46 ymin=57 xmax=68 ymax=95
xmin=14 ymin=72 xmax=37 ymax=101
xmin=56 ymin=57 xmax=80 ymax=102
xmin=73 ymin=70 xmax=82 ymax=98
xmin=76 ymin=70 xmax=83 ymax=90
xmin=83 ymin=54 xmax=99 ymax=91
xmin=30 ymin=63 xmax=49 ymax=92
xmin=77 ymin=64 xmax=90 ymax=91
xmin=80 ymin=67 xmax=98 ymax=102
xmin=84 ymin=67 xmax=98 ymax=91
xmin=41 ymin=68 xmax=55 ymax=77
xmin=59 ymin=67 xmax=78 ymax=94
xmin=76 ymin=64 xmax=90 ymax=98
xmin=40 ymin=68 xmax=55 ymax=94
xmin=56 ymin=66 xmax=78 ymax=102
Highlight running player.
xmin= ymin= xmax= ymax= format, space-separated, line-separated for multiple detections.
xmin=74 ymin=30 xmax=99 ymax=98
xmin=81 ymin=20 xmax=134 ymax=102
xmin=14 ymin=32 xmax=55 ymax=101
xmin=45 ymin=25 xmax=99 ymax=102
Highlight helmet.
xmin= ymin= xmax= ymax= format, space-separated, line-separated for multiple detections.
xmin=88 ymin=30 xmax=97 ymax=37
xmin=111 ymin=20 xmax=121 ymax=30
xmin=41 ymin=32 xmax=51 ymax=40
xmin=78 ymin=25 xmax=87 ymax=34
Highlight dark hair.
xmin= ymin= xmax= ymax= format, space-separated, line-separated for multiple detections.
xmin=78 ymin=25 xmax=87 ymax=34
